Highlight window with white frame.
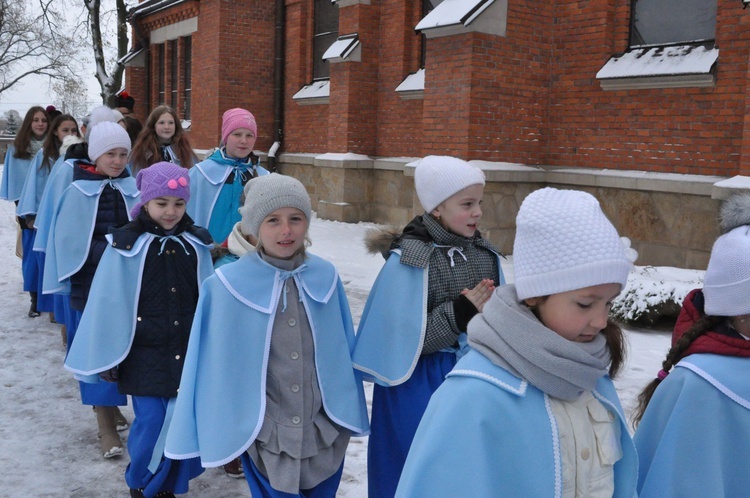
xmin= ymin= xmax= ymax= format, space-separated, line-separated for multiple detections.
xmin=313 ymin=0 xmax=339 ymax=80
xmin=629 ymin=0 xmax=716 ymax=47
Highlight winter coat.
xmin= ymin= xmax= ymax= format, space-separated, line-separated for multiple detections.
xmin=42 ymin=161 xmax=139 ymax=310
xmin=396 ymin=349 xmax=638 ymax=498
xmin=164 ymin=252 xmax=369 ymax=467
xmin=352 ymin=215 xmax=504 ymax=386
xmin=671 ymin=288 xmax=750 ymax=358
xmin=64 ymin=213 xmax=214 ymax=395
xmin=634 ymin=353 xmax=750 ymax=497
xmin=1 ymin=145 xmax=33 ymax=202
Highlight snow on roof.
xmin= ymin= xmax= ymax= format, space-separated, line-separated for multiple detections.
xmin=597 ymin=44 xmax=718 ymax=79
xmin=416 ymin=0 xmax=494 ymax=31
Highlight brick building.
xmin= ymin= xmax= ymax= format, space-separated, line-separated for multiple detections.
xmin=122 ymin=0 xmax=750 ymax=268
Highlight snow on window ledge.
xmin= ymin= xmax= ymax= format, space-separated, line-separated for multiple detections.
xmin=332 ymin=0 xmax=370 ymax=6
xmin=395 ymin=69 xmax=425 ymax=100
xmin=416 ymin=0 xmax=506 ymax=39
xmin=596 ymin=44 xmax=719 ymax=91
xmin=323 ymin=34 xmax=361 ymax=63
xmin=293 ymin=80 xmax=330 ymax=106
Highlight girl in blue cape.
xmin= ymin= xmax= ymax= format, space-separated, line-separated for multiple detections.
xmin=165 ymin=173 xmax=369 ymax=498
xmin=65 ymin=162 xmax=212 ymax=498
xmin=1 ymin=106 xmax=49 ymax=317
xmin=129 ymin=105 xmax=197 ymax=174
xmin=397 ymin=188 xmax=639 ymax=497
xmin=186 ymin=107 xmax=268 ymax=245
xmin=17 ymin=114 xmax=80 ymax=317
xmin=353 ymin=155 xmax=503 ymax=498
xmin=44 ymin=120 xmax=138 ymax=459
xmin=632 ymin=193 xmax=750 ymax=497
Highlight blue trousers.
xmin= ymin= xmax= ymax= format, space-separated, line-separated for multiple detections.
xmin=125 ymin=396 xmax=203 ymax=497
xmin=240 ymin=452 xmax=344 ymax=498
xmin=367 ymin=351 xmax=457 ymax=498
xmin=67 ymin=309 xmax=127 ymax=407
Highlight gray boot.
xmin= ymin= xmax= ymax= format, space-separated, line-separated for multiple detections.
xmin=94 ymin=406 xmax=124 ymax=458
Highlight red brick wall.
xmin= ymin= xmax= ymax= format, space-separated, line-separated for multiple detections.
xmin=127 ymin=0 xmax=750 ymax=176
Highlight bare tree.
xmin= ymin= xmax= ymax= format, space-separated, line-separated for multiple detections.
xmin=52 ymin=77 xmax=90 ymax=119
xmin=0 ymin=0 xmax=76 ymax=96
xmin=82 ymin=0 xmax=131 ymax=107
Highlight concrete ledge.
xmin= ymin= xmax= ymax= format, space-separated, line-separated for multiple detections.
xmin=314 ymin=153 xmax=373 ymax=169
xmin=545 ymin=167 xmax=723 ymax=196
xmin=712 ymin=175 xmax=750 ymax=199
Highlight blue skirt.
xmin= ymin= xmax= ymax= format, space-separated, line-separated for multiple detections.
xmin=367 ymin=351 xmax=457 ymax=498
xmin=21 ymin=228 xmax=39 ymax=293
xmin=240 ymin=452 xmax=344 ymax=498
xmin=126 ymin=396 xmax=203 ymax=497
xmin=67 ymin=309 xmax=127 ymax=407
xmin=34 ymin=251 xmax=54 ymax=312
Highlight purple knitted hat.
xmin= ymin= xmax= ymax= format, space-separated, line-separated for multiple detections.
xmin=221 ymin=108 xmax=257 ymax=145
xmin=131 ymin=162 xmax=190 ymax=218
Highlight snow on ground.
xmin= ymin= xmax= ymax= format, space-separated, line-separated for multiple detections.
xmin=0 ymin=197 xmax=685 ymax=497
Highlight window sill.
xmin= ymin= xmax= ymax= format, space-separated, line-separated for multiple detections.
xmin=596 ymin=43 xmax=718 ymax=91
xmin=395 ymin=69 xmax=425 ymax=100
xmin=292 ymin=80 xmax=330 ymax=106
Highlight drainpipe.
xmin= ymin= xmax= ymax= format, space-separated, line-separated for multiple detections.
xmin=268 ymin=0 xmax=285 ymax=173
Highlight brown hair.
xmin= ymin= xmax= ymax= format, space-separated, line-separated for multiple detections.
xmin=13 ymin=106 xmax=48 ymax=160
xmin=129 ymin=105 xmax=196 ymax=174
xmin=40 ymin=114 xmax=79 ymax=172
xmin=631 ymin=314 xmax=722 ymax=428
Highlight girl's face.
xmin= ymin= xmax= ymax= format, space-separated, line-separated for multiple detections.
xmin=525 ymin=283 xmax=622 ymax=343
xmin=95 ymin=148 xmax=129 ymax=178
xmin=145 ymin=196 xmax=186 ymax=231
xmin=225 ymin=128 xmax=256 ymax=159
xmin=154 ymin=112 xmax=176 ymax=143
xmin=431 ymin=184 xmax=484 ymax=238
xmin=55 ymin=120 xmax=78 ymax=142
xmin=258 ymin=207 xmax=307 ymax=260
xmin=31 ymin=112 xmax=48 ymax=139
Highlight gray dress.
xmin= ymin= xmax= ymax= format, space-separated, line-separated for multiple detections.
xmin=246 ymin=251 xmax=351 ymax=493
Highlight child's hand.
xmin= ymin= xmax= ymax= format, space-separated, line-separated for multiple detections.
xmin=461 ymin=279 xmax=495 ymax=312
xmin=100 ymin=368 xmax=119 ymax=383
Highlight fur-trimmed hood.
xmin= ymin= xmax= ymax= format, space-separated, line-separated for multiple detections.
xmin=364 ymin=225 xmax=402 ymax=258
xmin=720 ymin=193 xmax=750 ymax=233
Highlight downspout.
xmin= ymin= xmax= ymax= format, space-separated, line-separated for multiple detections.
xmin=268 ymin=0 xmax=285 ymax=173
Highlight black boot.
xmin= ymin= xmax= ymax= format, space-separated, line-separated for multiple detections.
xmin=28 ymin=292 xmax=40 ymax=318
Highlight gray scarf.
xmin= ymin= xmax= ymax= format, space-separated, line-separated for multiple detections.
xmin=29 ymin=138 xmax=44 ymax=157
xmin=468 ymin=285 xmax=611 ymax=401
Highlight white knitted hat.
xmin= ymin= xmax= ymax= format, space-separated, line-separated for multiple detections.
xmin=240 ymin=173 xmax=312 ymax=237
xmin=413 ymin=155 xmax=485 ymax=213
xmin=84 ymin=105 xmax=119 ymax=141
xmin=703 ymin=225 xmax=750 ymax=316
xmin=513 ymin=188 xmax=636 ymax=301
xmin=87 ymin=121 xmax=131 ymax=163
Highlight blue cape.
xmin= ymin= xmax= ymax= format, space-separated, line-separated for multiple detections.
xmin=352 ymin=249 xmax=505 ymax=386
xmin=397 ymin=349 xmax=638 ymax=497
xmin=164 ymin=252 xmax=369 ymax=467
xmin=42 ymin=175 xmax=139 ymax=294
xmin=16 ymin=149 xmax=49 ymax=216
xmin=32 ymin=157 xmax=75 ymax=253
xmin=64 ymin=231 xmax=214 ymax=380
xmin=634 ymin=353 xmax=750 ymax=497
xmin=1 ymin=145 xmax=33 ymax=201
xmin=186 ymin=158 xmax=269 ymax=231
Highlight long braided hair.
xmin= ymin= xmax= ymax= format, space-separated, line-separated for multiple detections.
xmin=631 ymin=314 xmax=723 ymax=427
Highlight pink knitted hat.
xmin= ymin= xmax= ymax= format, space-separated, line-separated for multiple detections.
xmin=131 ymin=162 xmax=190 ymax=218
xmin=221 ymin=108 xmax=257 ymax=145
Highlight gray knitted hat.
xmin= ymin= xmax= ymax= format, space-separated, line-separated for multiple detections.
xmin=513 ymin=188 xmax=636 ymax=301
xmin=240 ymin=173 xmax=312 ymax=237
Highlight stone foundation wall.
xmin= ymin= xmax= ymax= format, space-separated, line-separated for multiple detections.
xmin=277 ymin=153 xmax=744 ymax=270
